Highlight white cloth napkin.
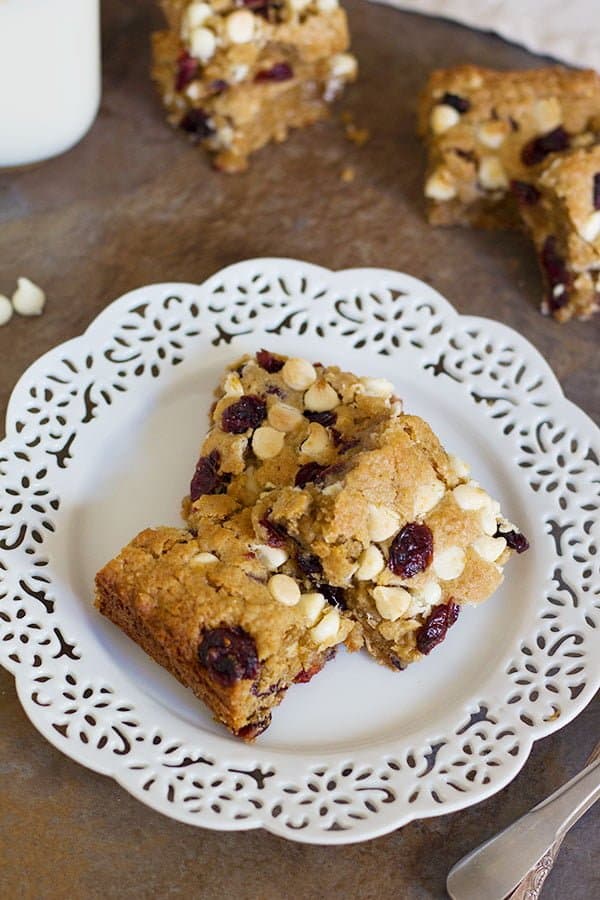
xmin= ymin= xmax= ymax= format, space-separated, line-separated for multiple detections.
xmin=368 ymin=0 xmax=596 ymax=70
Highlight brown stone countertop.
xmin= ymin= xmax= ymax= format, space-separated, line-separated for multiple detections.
xmin=0 ymin=1 xmax=598 ymax=897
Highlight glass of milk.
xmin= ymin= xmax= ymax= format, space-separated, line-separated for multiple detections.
xmin=0 ymin=0 xmax=101 ymax=168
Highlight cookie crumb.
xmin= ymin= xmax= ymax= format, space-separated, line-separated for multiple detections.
xmin=345 ymin=122 xmax=370 ymax=147
xmin=340 ymin=166 xmax=355 ymax=183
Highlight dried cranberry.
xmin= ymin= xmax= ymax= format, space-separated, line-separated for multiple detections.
xmin=221 ymin=395 xmax=266 ymax=433
xmin=179 ymin=108 xmax=214 ymax=141
xmin=294 ymin=662 xmax=324 ymax=684
xmin=175 ymin=51 xmax=199 ymax=92
xmin=259 ymin=515 xmax=289 ymax=548
xmin=242 ymin=0 xmax=273 ymax=10
xmin=496 ymin=528 xmax=529 ymax=553
xmin=521 ymin=126 xmax=569 ymax=166
xmin=296 ymin=551 xmax=323 ymax=577
xmin=255 ymin=62 xmax=293 ymax=83
xmin=453 ymin=148 xmax=477 ymax=164
xmin=304 ymin=410 xmax=338 ymax=427
xmin=295 ymin=462 xmax=328 ymax=488
xmin=389 ymin=656 xmax=406 ymax=671
xmin=593 ymin=173 xmax=600 ymax=210
xmin=440 ymin=92 xmax=470 ymax=113
xmin=236 ymin=718 xmax=271 ymax=739
xmin=256 ymin=349 xmax=284 ymax=373
xmin=510 ymin=180 xmax=540 ymax=205
xmin=209 ymin=79 xmax=229 ymax=94
xmin=416 ymin=601 xmax=460 ymax=655
xmin=198 ymin=626 xmax=260 ymax=686
xmin=388 ymin=523 xmax=433 ymax=579
xmin=265 ymin=385 xmax=285 ymax=397
xmin=190 ymin=449 xmax=227 ymax=500
xmin=540 ymin=236 xmax=570 ymax=310
xmin=316 ymin=584 xmax=347 ymax=610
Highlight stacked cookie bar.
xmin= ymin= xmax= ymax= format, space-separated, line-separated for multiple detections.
xmin=96 ymin=351 xmax=528 ymax=739
xmin=419 ymin=65 xmax=600 ymax=321
xmin=152 ymin=0 xmax=357 ymax=171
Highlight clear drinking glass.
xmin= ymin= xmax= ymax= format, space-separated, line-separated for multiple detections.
xmin=0 ymin=0 xmax=101 ymax=168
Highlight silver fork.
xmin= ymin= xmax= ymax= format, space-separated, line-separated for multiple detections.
xmin=447 ymin=755 xmax=600 ymax=900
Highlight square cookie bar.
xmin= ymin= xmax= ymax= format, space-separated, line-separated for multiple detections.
xmin=251 ymin=412 xmax=528 ymax=669
xmin=513 ymin=144 xmax=600 ymax=322
xmin=95 ymin=510 xmax=357 ymax=740
xmin=153 ymin=0 xmax=357 ymax=171
xmin=418 ymin=65 xmax=600 ymax=228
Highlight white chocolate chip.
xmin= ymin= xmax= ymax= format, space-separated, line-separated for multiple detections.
xmin=281 ymin=357 xmax=317 ymax=391
xmin=185 ymin=82 xmax=203 ymax=101
xmin=448 ymin=453 xmax=470 ymax=479
xmin=223 ymin=371 xmax=244 ymax=396
xmin=252 ymin=426 xmax=285 ymax=460
xmin=225 ymin=9 xmax=255 ymax=44
xmin=355 ymin=544 xmax=385 ymax=581
xmin=268 ymin=574 xmax=301 ymax=607
xmin=298 ymin=592 xmax=326 ymax=626
xmin=430 ymin=104 xmax=460 ymax=134
xmin=329 ymin=53 xmax=357 ymax=80
xmin=0 ymin=295 xmax=13 ymax=326
xmin=359 ymin=376 xmax=395 ymax=398
xmin=415 ymin=579 xmax=442 ymax=606
xmin=255 ymin=544 xmax=289 ymax=570
xmin=182 ymin=1 xmax=212 ymax=37
xmin=534 ymin=97 xmax=562 ymax=133
xmin=477 ymin=121 xmax=507 ymax=149
xmin=322 ymin=483 xmax=342 ymax=497
xmin=310 ymin=607 xmax=341 ymax=646
xmin=425 ymin=169 xmax=457 ymax=201
xmin=289 ymin=0 xmax=312 ymax=9
xmin=304 ymin=380 xmax=339 ymax=412
xmin=472 ymin=535 xmax=507 ymax=562
xmin=453 ymin=482 xmax=489 ymax=511
xmin=268 ymin=402 xmax=303 ymax=433
xmin=413 ymin=479 xmax=445 ymax=517
xmin=478 ymin=156 xmax=509 ymax=191
xmin=316 ymin=0 xmax=339 ymax=9
xmin=372 ymin=586 xmax=411 ymax=621
xmin=12 ymin=277 xmax=46 ymax=316
xmin=190 ymin=552 xmax=219 ymax=565
xmin=433 ymin=546 xmax=466 ymax=581
xmin=189 ymin=26 xmax=216 ymax=63
xmin=580 ymin=211 xmax=600 ymax=243
xmin=300 ymin=422 xmax=330 ymax=458
xmin=480 ymin=505 xmax=499 ymax=536
xmin=367 ymin=504 xmax=400 ymax=542
xmin=231 ymin=63 xmax=249 ymax=83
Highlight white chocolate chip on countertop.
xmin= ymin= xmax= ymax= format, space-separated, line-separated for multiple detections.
xmin=367 ymin=504 xmax=400 ymax=542
xmin=433 ymin=546 xmax=466 ymax=581
xmin=478 ymin=156 xmax=509 ymax=191
xmin=12 ymin=277 xmax=46 ymax=316
xmin=268 ymin=574 xmax=301 ymax=606
xmin=255 ymin=544 xmax=288 ymax=570
xmin=355 ymin=544 xmax=385 ymax=581
xmin=430 ymin=104 xmax=460 ymax=134
xmin=373 ymin=585 xmax=411 ymax=621
xmin=268 ymin=402 xmax=303 ymax=433
xmin=310 ymin=607 xmax=341 ymax=646
xmin=298 ymin=592 xmax=326 ymax=626
xmin=425 ymin=169 xmax=457 ymax=201
xmin=225 ymin=9 xmax=255 ymax=44
xmin=453 ymin=482 xmax=489 ymax=510
xmin=472 ymin=535 xmax=507 ymax=562
xmin=281 ymin=357 xmax=317 ymax=391
xmin=252 ymin=426 xmax=285 ymax=460
xmin=304 ymin=380 xmax=339 ymax=412
xmin=0 ymin=295 xmax=13 ymax=326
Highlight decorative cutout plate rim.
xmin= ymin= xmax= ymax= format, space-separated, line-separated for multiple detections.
xmin=1 ymin=258 xmax=598 ymax=844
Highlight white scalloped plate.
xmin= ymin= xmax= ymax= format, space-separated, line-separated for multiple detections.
xmin=1 ymin=259 xmax=598 ymax=844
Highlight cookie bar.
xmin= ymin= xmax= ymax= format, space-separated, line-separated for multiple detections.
xmin=95 ymin=510 xmax=357 ymax=740
xmin=513 ymin=144 xmax=600 ymax=322
xmin=252 ymin=411 xmax=529 ymax=669
xmin=418 ymin=65 xmax=600 ymax=228
xmin=152 ymin=0 xmax=357 ymax=171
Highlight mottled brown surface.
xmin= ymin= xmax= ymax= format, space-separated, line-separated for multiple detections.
xmin=0 ymin=1 xmax=598 ymax=898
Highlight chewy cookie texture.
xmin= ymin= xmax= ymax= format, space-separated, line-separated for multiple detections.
xmin=153 ymin=0 xmax=357 ymax=171
xmin=185 ymin=351 xmax=529 ymax=672
xmin=95 ymin=511 xmax=357 ymax=739
xmin=419 ymin=65 xmax=600 ymax=229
